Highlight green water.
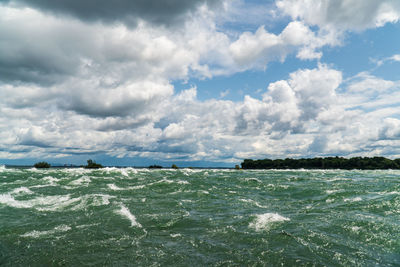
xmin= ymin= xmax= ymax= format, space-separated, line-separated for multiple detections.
xmin=0 ymin=166 xmax=399 ymax=266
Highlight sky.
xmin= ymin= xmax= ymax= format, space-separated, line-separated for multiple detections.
xmin=1 ymin=0 xmax=400 ymax=167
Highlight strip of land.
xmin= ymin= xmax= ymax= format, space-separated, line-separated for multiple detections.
xmin=241 ymin=157 xmax=400 ymax=170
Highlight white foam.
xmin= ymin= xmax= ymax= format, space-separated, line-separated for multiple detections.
xmin=69 ymin=176 xmax=91 ymax=186
xmin=95 ymin=194 xmax=113 ymax=206
xmin=0 ymin=193 xmax=78 ymax=211
xmin=108 ymin=183 xmax=146 ymax=190
xmin=42 ymin=176 xmax=58 ymax=186
xmin=131 ymin=185 xmax=145 ymax=190
xmin=326 ymin=189 xmax=339 ymax=194
xmin=170 ymin=233 xmax=182 ymax=238
xmin=108 ymin=183 xmax=123 ymax=190
xmin=377 ymin=191 xmax=400 ymax=196
xmin=120 ymin=169 xmax=129 ymax=177
xmin=70 ymin=194 xmax=113 ymax=210
xmin=326 ymin=177 xmax=350 ymax=182
xmin=116 ymin=205 xmax=142 ymax=228
xmin=239 ymin=198 xmax=267 ymax=208
xmin=21 ymin=224 xmax=71 ymax=238
xmin=104 ymin=167 xmax=132 ymax=177
xmin=11 ymin=187 xmax=34 ymax=195
xmin=62 ymin=168 xmax=86 ymax=175
xmin=126 ymin=167 xmax=138 ymax=174
xmin=244 ymin=177 xmax=262 ymax=183
xmin=249 ymin=213 xmax=290 ymax=231
xmin=344 ymin=197 xmax=362 ymax=202
xmin=351 ymin=226 xmax=361 ymax=232
xmin=0 ymin=194 xmax=31 ymax=209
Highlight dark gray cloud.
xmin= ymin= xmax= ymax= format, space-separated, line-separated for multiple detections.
xmin=7 ymin=0 xmax=223 ymax=26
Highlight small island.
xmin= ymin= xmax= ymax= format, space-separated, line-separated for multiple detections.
xmin=241 ymin=156 xmax=400 ymax=170
xmin=84 ymin=159 xmax=103 ymax=169
xmin=33 ymin=161 xmax=51 ymax=168
xmin=148 ymin=165 xmax=162 ymax=169
xmin=171 ymin=164 xmax=179 ymax=169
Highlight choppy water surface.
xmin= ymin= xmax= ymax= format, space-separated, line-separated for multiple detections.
xmin=0 ymin=166 xmax=399 ymax=266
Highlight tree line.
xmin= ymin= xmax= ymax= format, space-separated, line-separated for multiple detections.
xmin=241 ymin=157 xmax=400 ymax=170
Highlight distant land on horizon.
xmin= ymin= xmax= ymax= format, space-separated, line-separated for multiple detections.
xmin=4 ymin=156 xmax=400 ymax=170
xmin=241 ymin=156 xmax=400 ymax=170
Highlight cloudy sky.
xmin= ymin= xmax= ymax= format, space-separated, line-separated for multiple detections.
xmin=1 ymin=0 xmax=400 ymax=166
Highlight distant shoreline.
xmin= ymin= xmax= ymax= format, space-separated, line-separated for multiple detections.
xmin=1 ymin=165 xmax=235 ymax=170
xmin=241 ymin=156 xmax=400 ymax=170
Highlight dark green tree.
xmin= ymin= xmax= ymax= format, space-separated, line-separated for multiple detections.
xmin=171 ymin=164 xmax=179 ymax=169
xmin=34 ymin=161 xmax=51 ymax=168
xmin=85 ymin=159 xmax=103 ymax=169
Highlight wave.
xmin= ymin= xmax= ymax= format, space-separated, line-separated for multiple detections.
xmin=0 ymin=191 xmax=113 ymax=211
xmin=249 ymin=213 xmax=290 ymax=231
xmin=239 ymin=198 xmax=268 ymax=208
xmin=0 ymin=193 xmax=75 ymax=211
xmin=0 ymin=165 xmax=6 ymax=172
xmin=21 ymin=224 xmax=71 ymax=238
xmin=69 ymin=176 xmax=91 ymax=186
xmin=11 ymin=187 xmax=34 ymax=195
xmin=344 ymin=197 xmax=362 ymax=202
xmin=116 ymin=204 xmax=142 ymax=228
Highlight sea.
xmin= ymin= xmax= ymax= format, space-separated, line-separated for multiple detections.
xmin=0 ymin=166 xmax=399 ymax=266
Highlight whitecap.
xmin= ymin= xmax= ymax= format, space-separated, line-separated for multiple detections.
xmin=69 ymin=176 xmax=91 ymax=186
xmin=351 ymin=226 xmax=361 ymax=232
xmin=244 ymin=177 xmax=262 ymax=183
xmin=377 ymin=191 xmax=400 ymax=196
xmin=120 ymin=169 xmax=129 ymax=177
xmin=107 ymin=183 xmax=123 ymax=190
xmin=326 ymin=189 xmax=339 ymax=194
xmin=249 ymin=213 xmax=290 ymax=231
xmin=70 ymin=194 xmax=113 ymax=210
xmin=125 ymin=167 xmax=138 ymax=174
xmin=103 ymin=167 xmax=129 ymax=177
xmin=21 ymin=224 xmax=71 ymax=238
xmin=62 ymin=168 xmax=86 ymax=175
xmin=0 ymin=193 xmax=77 ymax=211
xmin=239 ymin=198 xmax=267 ymax=208
xmin=344 ymin=197 xmax=362 ymax=202
xmin=170 ymin=233 xmax=182 ymax=238
xmin=116 ymin=205 xmax=142 ymax=228
xmin=11 ymin=187 xmax=34 ymax=195
xmin=42 ymin=176 xmax=58 ymax=186
xmin=0 ymin=194 xmax=32 ymax=209
xmin=131 ymin=185 xmax=145 ymax=190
